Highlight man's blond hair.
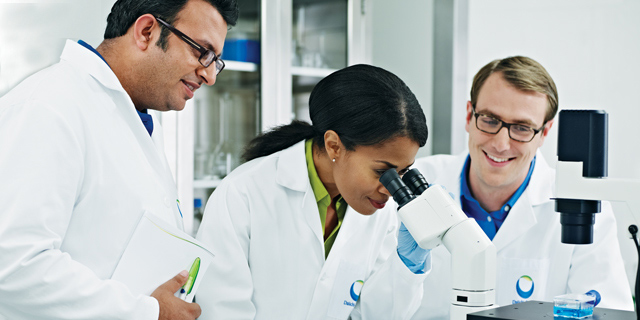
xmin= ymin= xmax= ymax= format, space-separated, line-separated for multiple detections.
xmin=470 ymin=56 xmax=558 ymax=123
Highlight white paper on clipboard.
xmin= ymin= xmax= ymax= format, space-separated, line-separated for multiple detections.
xmin=111 ymin=211 xmax=215 ymax=302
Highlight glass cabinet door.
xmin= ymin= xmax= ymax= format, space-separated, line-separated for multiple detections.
xmin=194 ymin=0 xmax=261 ymax=185
xmin=292 ymin=0 xmax=348 ymax=123
xmin=190 ymin=0 xmax=261 ymax=233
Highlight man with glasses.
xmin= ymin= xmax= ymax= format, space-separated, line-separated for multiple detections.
xmin=0 ymin=0 xmax=237 ymax=319
xmin=410 ymin=56 xmax=633 ymax=319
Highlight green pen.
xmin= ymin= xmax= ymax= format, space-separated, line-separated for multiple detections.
xmin=180 ymin=257 xmax=200 ymax=300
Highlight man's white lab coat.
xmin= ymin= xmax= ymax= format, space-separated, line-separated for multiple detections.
xmin=0 ymin=40 xmax=182 ymax=319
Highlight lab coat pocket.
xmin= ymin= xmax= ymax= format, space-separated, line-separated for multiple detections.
xmin=497 ymin=257 xmax=550 ymax=306
xmin=326 ymin=260 xmax=366 ymax=319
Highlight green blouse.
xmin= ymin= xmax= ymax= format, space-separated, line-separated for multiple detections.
xmin=305 ymin=139 xmax=347 ymax=258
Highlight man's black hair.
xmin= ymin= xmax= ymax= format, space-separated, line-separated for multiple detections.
xmin=104 ymin=0 xmax=239 ymax=50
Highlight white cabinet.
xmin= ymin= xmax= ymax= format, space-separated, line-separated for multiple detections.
xmin=162 ymin=0 xmax=372 ymax=235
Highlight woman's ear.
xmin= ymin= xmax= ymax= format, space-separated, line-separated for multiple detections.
xmin=323 ymin=130 xmax=343 ymax=161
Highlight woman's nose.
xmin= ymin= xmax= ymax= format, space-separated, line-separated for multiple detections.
xmin=379 ymin=183 xmax=391 ymax=196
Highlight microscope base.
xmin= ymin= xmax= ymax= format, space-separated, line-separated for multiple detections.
xmin=467 ymin=301 xmax=635 ymax=320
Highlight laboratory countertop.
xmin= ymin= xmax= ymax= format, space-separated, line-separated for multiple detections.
xmin=467 ymin=300 xmax=636 ymax=320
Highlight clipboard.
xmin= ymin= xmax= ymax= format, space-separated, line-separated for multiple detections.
xmin=111 ymin=211 xmax=214 ymax=302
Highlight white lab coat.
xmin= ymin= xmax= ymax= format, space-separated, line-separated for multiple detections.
xmin=0 ymin=40 xmax=182 ymax=319
xmin=195 ymin=141 xmax=429 ymax=320
xmin=410 ymin=152 xmax=634 ymax=320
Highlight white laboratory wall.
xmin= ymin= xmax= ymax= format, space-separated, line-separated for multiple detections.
xmin=0 ymin=0 xmax=115 ymax=96
xmin=370 ymin=0 xmax=434 ymax=157
xmin=465 ymin=0 xmax=640 ymax=297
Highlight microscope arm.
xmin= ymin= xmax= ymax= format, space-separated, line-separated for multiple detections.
xmin=556 ymin=160 xmax=640 ymax=238
xmin=397 ymin=185 xmax=496 ymax=319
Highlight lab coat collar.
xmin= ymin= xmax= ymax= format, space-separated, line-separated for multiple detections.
xmin=525 ymin=150 xmax=555 ymax=206
xmin=276 ymin=141 xmax=310 ymax=192
xmin=60 ymin=40 xmax=125 ymax=93
xmin=490 ymin=152 xmax=555 ymax=251
xmin=60 ymin=39 xmax=163 ymax=158
xmin=59 ymin=40 xmax=149 ymax=141
xmin=60 ymin=39 xmax=182 ymax=228
xmin=491 ymin=152 xmax=554 ymax=251
xmin=276 ymin=141 xmax=326 ymax=248
xmin=432 ymin=152 xmax=467 ymax=200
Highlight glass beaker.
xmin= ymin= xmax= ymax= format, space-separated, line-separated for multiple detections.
xmin=208 ymin=92 xmax=233 ymax=179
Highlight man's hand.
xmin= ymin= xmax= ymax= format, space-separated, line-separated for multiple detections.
xmin=151 ymin=270 xmax=202 ymax=320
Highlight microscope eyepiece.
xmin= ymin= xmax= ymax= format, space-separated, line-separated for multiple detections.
xmin=401 ymin=168 xmax=430 ymax=196
xmin=380 ymin=169 xmax=415 ymax=208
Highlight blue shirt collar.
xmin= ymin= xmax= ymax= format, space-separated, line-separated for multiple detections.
xmin=78 ymin=40 xmax=110 ymax=67
xmin=136 ymin=110 xmax=154 ymax=136
xmin=459 ymin=154 xmax=536 ymax=240
xmin=77 ymin=40 xmax=153 ymax=136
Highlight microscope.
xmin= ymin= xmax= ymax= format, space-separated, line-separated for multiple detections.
xmin=554 ymin=109 xmax=639 ymax=318
xmin=380 ymin=168 xmax=497 ymax=320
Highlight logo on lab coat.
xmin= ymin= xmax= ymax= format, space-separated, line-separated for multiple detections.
xmin=515 ymin=275 xmax=534 ymax=299
xmin=349 ymin=280 xmax=364 ymax=302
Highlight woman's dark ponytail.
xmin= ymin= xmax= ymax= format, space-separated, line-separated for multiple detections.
xmin=242 ymin=120 xmax=316 ymax=162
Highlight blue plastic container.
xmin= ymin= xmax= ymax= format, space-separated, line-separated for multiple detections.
xmin=553 ymin=293 xmax=596 ymax=318
xmin=222 ymin=39 xmax=260 ymax=64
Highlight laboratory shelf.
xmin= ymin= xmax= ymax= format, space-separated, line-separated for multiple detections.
xmin=291 ymin=66 xmax=338 ymax=78
xmin=225 ymin=60 xmax=259 ymax=72
xmin=193 ymin=179 xmax=222 ymax=189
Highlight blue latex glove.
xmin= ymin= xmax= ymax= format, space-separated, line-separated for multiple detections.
xmin=397 ymin=222 xmax=431 ymax=274
xmin=585 ymin=290 xmax=601 ymax=307
xmin=440 ymin=184 xmax=456 ymax=200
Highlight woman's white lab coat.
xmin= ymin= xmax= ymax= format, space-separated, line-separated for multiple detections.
xmin=195 ymin=141 xmax=429 ymax=320
xmin=409 ymin=152 xmax=634 ymax=320
xmin=0 ymin=40 xmax=182 ymax=319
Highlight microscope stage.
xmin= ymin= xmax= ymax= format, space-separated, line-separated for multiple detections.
xmin=467 ymin=301 xmax=635 ymax=320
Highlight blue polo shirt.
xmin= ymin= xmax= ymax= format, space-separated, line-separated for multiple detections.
xmin=78 ymin=40 xmax=153 ymax=136
xmin=459 ymin=155 xmax=536 ymax=240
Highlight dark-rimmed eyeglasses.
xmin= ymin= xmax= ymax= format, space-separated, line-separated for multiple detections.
xmin=472 ymin=105 xmax=545 ymax=143
xmin=155 ymin=17 xmax=225 ymax=75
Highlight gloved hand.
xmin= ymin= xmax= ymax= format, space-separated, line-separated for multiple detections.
xmin=440 ymin=184 xmax=456 ymax=200
xmin=585 ymin=290 xmax=601 ymax=307
xmin=397 ymin=222 xmax=431 ymax=274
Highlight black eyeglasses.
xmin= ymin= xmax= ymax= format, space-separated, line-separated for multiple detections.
xmin=472 ymin=106 xmax=545 ymax=143
xmin=155 ymin=17 xmax=225 ymax=75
